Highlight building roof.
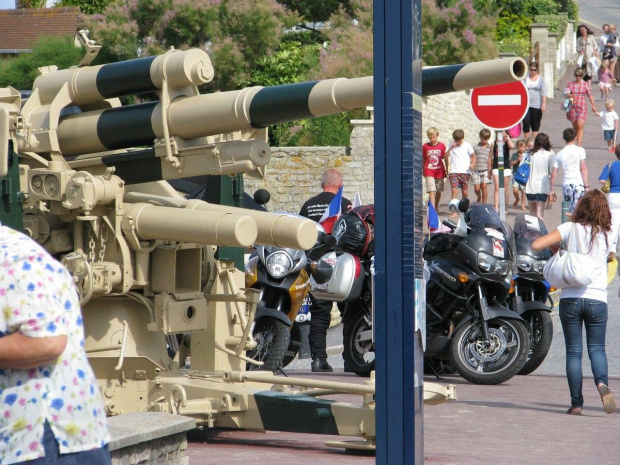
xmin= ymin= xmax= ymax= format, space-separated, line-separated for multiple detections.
xmin=0 ymin=7 xmax=80 ymax=54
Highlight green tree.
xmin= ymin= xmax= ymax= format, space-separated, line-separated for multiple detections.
xmin=0 ymin=36 xmax=84 ymax=89
xmin=57 ymin=0 xmax=111 ymax=15
xmin=277 ymin=0 xmax=352 ymax=23
xmin=422 ymin=0 xmax=498 ymax=65
xmin=81 ymin=0 xmax=299 ymax=91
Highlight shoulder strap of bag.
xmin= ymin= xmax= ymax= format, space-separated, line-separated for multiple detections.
xmin=568 ymin=222 xmax=587 ymax=255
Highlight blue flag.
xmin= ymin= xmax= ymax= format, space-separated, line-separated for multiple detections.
xmin=427 ymin=199 xmax=439 ymax=231
xmin=319 ymin=186 xmax=343 ymax=233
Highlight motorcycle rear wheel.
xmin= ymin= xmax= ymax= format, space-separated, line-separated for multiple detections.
xmin=518 ymin=310 xmax=553 ymax=375
xmin=246 ymin=318 xmax=291 ymax=372
xmin=451 ymin=317 xmax=529 ymax=385
xmin=343 ymin=309 xmax=375 ymax=377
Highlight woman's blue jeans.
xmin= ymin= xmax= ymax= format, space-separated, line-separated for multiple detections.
xmin=559 ymin=298 xmax=609 ymax=408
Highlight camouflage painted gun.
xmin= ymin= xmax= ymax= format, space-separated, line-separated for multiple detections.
xmin=0 ymin=44 xmax=525 ymax=450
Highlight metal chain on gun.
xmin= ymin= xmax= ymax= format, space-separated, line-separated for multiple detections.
xmin=87 ymin=223 xmax=96 ymax=263
xmin=99 ymin=223 xmax=108 ymax=262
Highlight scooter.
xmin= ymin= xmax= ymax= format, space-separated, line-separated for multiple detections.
xmin=509 ymin=213 xmax=554 ymax=375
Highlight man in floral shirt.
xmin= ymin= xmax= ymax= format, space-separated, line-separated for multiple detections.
xmin=0 ymin=225 xmax=110 ymax=464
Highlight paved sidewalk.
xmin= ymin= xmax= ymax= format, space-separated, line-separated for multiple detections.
xmin=186 ymin=371 xmax=620 ymax=464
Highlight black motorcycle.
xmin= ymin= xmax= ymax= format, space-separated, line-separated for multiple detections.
xmin=510 ymin=213 xmax=554 ymax=376
xmin=423 ymin=200 xmax=530 ymax=385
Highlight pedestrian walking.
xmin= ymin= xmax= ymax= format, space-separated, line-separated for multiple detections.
xmin=597 ymin=99 xmax=619 ymax=152
xmin=444 ymin=129 xmax=475 ymax=214
xmin=532 ymin=190 xmax=617 ymax=416
xmin=564 ymin=67 xmax=599 ymax=147
xmin=522 ymin=62 xmax=547 ymax=139
xmin=472 ymin=128 xmax=492 ymax=204
xmin=597 ymin=61 xmax=615 ymax=100
xmin=525 ymin=133 xmax=554 ymax=219
xmin=491 ymin=130 xmax=514 ymax=211
xmin=510 ymin=139 xmax=528 ymax=210
xmin=422 ymin=127 xmax=447 ymax=211
xmin=576 ymin=24 xmax=600 ymax=81
xmin=549 ymin=128 xmax=588 ymax=214
xmin=598 ymin=145 xmax=620 ymax=253
xmin=602 ymin=23 xmax=618 ymax=77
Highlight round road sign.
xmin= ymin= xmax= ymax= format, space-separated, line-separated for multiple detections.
xmin=469 ymin=81 xmax=529 ymax=130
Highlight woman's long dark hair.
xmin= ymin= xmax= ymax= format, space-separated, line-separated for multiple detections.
xmin=571 ymin=189 xmax=612 ymax=250
xmin=533 ymin=132 xmax=551 ymax=154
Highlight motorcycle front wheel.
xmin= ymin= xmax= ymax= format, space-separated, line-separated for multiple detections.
xmin=518 ymin=310 xmax=553 ymax=375
xmin=451 ymin=317 xmax=529 ymax=385
xmin=343 ymin=309 xmax=375 ymax=377
xmin=246 ymin=318 xmax=291 ymax=372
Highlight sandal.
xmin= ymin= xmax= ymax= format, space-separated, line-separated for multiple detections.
xmin=598 ymin=384 xmax=617 ymax=414
xmin=566 ymin=406 xmax=582 ymax=415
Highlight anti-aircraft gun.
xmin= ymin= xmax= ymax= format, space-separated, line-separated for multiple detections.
xmin=0 ymin=44 xmax=526 ymax=450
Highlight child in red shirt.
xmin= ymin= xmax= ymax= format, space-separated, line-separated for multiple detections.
xmin=423 ymin=127 xmax=447 ymax=211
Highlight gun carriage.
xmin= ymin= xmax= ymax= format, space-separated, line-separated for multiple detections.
xmin=0 ymin=42 xmax=526 ymax=449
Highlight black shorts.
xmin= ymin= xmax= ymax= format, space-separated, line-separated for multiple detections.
xmin=522 ymin=107 xmax=543 ymax=133
xmin=526 ymin=193 xmax=548 ymax=202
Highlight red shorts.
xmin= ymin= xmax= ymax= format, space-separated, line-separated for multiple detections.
xmin=449 ymin=173 xmax=470 ymax=189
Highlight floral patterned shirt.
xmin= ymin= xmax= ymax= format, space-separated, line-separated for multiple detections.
xmin=0 ymin=226 xmax=109 ymax=464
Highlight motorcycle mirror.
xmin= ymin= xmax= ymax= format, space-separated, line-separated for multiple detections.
xmin=309 ymin=260 xmax=333 ymax=285
xmin=253 ymin=189 xmax=270 ymax=206
xmin=458 ymin=198 xmax=470 ymax=213
xmin=448 ymin=199 xmax=460 ymax=213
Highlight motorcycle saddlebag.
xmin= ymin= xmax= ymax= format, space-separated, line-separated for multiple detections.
xmin=310 ymin=251 xmax=365 ymax=302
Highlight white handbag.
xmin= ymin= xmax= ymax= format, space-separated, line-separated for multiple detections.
xmin=543 ymin=223 xmax=594 ymax=289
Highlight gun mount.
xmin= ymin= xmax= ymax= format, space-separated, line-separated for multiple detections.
xmin=0 ymin=46 xmax=526 ymax=449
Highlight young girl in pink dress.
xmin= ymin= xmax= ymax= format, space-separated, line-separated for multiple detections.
xmin=598 ymin=61 xmax=615 ymax=100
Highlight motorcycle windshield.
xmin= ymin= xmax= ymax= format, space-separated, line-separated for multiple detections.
xmin=513 ymin=213 xmax=549 ymax=239
xmin=512 ymin=214 xmax=551 ymax=258
xmin=465 ymin=203 xmax=504 ymax=231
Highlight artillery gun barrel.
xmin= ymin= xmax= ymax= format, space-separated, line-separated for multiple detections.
xmin=123 ymin=203 xmax=257 ymax=247
xmin=124 ymin=193 xmax=318 ymax=250
xmin=32 ymin=55 xmax=525 ymax=157
xmin=33 ymin=49 xmax=214 ymax=105
xmin=421 ymin=57 xmax=526 ymax=96
xmin=54 ymin=76 xmax=373 ymax=157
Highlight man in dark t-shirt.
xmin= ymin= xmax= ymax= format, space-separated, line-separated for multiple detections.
xmin=299 ymin=169 xmax=351 ymax=372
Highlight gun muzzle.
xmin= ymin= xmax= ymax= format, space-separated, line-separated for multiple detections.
xmin=33 ymin=49 xmax=214 ymax=105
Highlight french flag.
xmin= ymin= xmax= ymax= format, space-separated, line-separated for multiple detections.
xmin=427 ymin=199 xmax=439 ymax=231
xmin=319 ymin=186 xmax=343 ymax=233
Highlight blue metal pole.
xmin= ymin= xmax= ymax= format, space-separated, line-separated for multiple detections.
xmin=375 ymin=0 xmax=423 ymax=463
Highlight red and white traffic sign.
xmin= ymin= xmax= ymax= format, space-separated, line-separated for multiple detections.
xmin=469 ymin=81 xmax=529 ymax=130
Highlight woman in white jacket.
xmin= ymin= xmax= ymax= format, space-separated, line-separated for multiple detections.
xmin=525 ymin=132 xmax=555 ymax=218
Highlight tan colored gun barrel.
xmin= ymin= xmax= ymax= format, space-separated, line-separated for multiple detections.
xmin=123 ymin=203 xmax=257 ymax=247
xmin=123 ymin=193 xmax=318 ymax=250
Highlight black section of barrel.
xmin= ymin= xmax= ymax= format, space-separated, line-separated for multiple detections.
xmin=96 ymin=56 xmax=157 ymax=99
xmin=101 ymin=149 xmax=161 ymax=185
xmin=97 ymin=102 xmax=158 ymax=151
xmin=248 ymin=81 xmax=318 ymax=128
xmin=421 ymin=63 xmax=467 ymax=97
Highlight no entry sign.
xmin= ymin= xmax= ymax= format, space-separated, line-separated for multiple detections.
xmin=469 ymin=81 xmax=529 ymax=130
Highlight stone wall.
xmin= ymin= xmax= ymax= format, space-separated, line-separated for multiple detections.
xmin=244 ymin=92 xmax=484 ymax=214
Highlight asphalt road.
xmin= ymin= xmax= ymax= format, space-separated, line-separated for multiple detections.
xmin=577 ymin=0 xmax=620 ymax=30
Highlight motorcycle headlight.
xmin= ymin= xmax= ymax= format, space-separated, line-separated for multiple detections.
xmin=517 ymin=255 xmax=534 ymax=272
xmin=478 ymin=252 xmax=511 ymax=276
xmin=517 ymin=255 xmax=546 ymax=276
xmin=266 ymin=251 xmax=293 ymax=279
xmin=534 ymin=259 xmax=547 ymax=275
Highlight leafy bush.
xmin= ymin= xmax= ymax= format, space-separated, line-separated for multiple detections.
xmin=535 ymin=13 xmax=568 ymax=38
xmin=0 ymin=36 xmax=84 ymax=89
xmin=498 ymin=37 xmax=531 ymax=59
